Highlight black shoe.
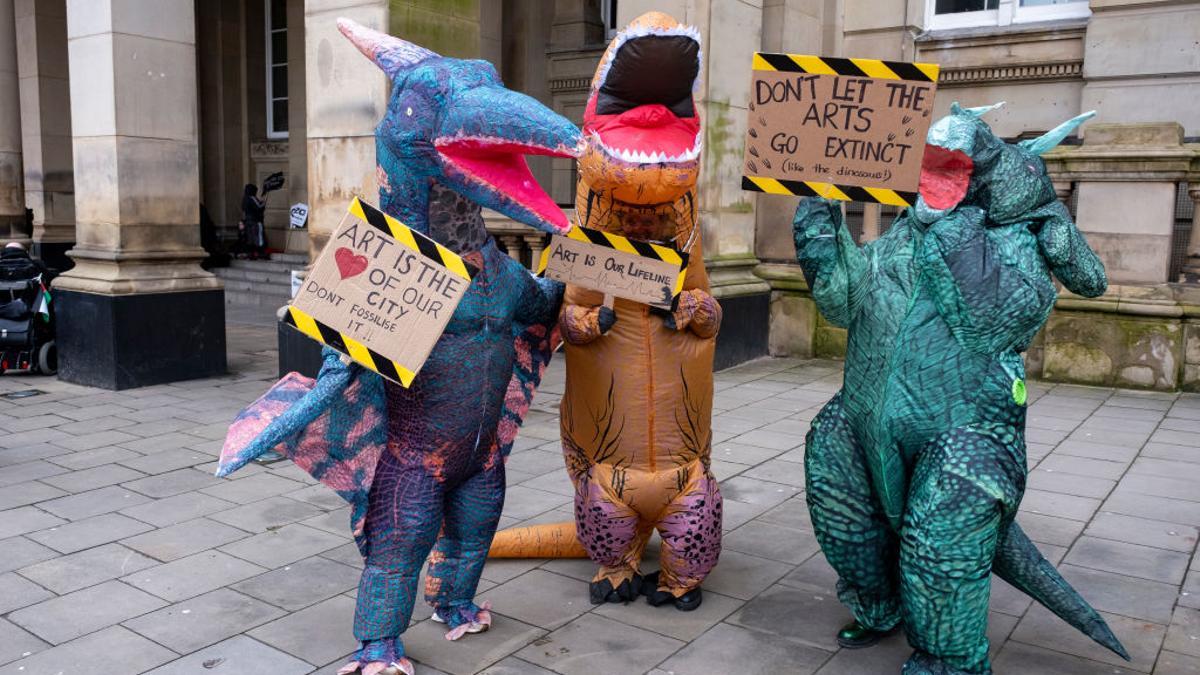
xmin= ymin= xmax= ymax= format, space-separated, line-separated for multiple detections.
xmin=589 ymin=575 xmax=642 ymax=605
xmin=836 ymin=621 xmax=898 ymax=649
xmin=640 ymin=571 xmax=703 ymax=611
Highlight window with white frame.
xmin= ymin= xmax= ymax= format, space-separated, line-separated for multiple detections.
xmin=601 ymin=0 xmax=619 ymax=38
xmin=926 ymin=0 xmax=1090 ymax=31
xmin=265 ymin=0 xmax=288 ymax=139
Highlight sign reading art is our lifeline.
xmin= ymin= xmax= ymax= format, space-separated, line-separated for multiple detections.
xmin=536 ymin=225 xmax=688 ymax=310
xmin=741 ymin=53 xmax=940 ymax=207
xmin=286 ymin=198 xmax=476 ymax=387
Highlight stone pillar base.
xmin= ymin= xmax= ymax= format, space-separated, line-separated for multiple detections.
xmin=277 ymin=319 xmax=322 ymax=379
xmin=56 ymin=289 xmax=226 ymax=389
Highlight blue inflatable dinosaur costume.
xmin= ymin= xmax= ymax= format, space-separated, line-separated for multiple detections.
xmin=792 ymin=103 xmax=1126 ymax=674
xmin=218 ymin=19 xmax=580 ymax=675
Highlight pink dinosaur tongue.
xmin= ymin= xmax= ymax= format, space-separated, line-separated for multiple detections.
xmin=919 ymin=145 xmax=974 ymax=211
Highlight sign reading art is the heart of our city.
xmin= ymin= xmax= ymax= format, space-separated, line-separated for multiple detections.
xmin=286 ymin=198 xmax=476 ymax=387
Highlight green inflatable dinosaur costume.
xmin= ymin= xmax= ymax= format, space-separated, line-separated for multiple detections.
xmin=792 ymin=103 xmax=1127 ymax=674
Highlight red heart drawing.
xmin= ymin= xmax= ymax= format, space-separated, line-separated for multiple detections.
xmin=334 ymin=247 xmax=369 ymax=280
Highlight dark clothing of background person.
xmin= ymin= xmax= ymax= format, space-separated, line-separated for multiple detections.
xmin=0 ymin=245 xmax=52 ymax=283
xmin=241 ymin=184 xmax=268 ymax=260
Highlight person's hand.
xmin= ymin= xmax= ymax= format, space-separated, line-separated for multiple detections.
xmin=598 ymin=306 xmax=617 ymax=334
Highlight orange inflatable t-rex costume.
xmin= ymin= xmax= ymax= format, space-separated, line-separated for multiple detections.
xmin=489 ymin=12 xmax=722 ymax=611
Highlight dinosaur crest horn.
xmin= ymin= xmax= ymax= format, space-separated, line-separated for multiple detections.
xmin=1019 ymin=110 xmax=1096 ymax=155
xmin=951 ymin=101 xmax=1006 ymax=118
xmin=337 ymin=17 xmax=438 ymax=78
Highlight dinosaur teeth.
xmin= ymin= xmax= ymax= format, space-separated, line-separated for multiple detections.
xmin=594 ymin=135 xmax=703 ymax=165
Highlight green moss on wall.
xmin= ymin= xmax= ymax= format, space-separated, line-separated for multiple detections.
xmin=390 ymin=1 xmax=480 ymax=59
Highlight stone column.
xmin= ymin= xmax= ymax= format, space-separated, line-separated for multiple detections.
xmin=15 ymin=0 xmax=74 ymax=267
xmin=860 ymin=204 xmax=882 ymax=243
xmin=55 ymin=0 xmax=224 ymax=389
xmin=1181 ymin=185 xmax=1200 ymax=283
xmin=0 ymin=0 xmax=24 ymax=243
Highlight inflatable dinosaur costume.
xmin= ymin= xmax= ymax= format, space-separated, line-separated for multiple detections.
xmin=793 ymin=103 xmax=1127 ymax=674
xmin=217 ymin=20 xmax=579 ymax=675
xmin=489 ymin=12 xmax=723 ymax=611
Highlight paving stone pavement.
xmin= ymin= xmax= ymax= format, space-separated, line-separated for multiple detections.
xmin=0 ymin=319 xmax=1198 ymax=674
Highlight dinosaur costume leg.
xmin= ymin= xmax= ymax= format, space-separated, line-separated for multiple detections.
xmin=575 ymin=464 xmax=652 ymax=601
xmin=353 ymin=449 xmax=443 ymax=660
xmin=900 ymin=424 xmax=1024 ymax=675
xmin=804 ymin=394 xmax=902 ymax=632
xmin=653 ymin=459 xmax=723 ymax=594
xmin=424 ymin=461 xmax=505 ymax=634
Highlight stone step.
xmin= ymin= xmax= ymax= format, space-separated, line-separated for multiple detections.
xmin=214 ymin=267 xmax=287 ymax=285
xmin=226 ymin=259 xmax=304 ymax=275
xmin=223 ymin=289 xmax=292 ymax=309
xmin=219 ymin=277 xmax=293 ymax=296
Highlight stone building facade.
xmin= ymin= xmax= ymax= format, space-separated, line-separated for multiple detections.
xmin=0 ymin=0 xmax=1197 ymax=389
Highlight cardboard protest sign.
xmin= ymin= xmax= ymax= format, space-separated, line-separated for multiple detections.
xmin=741 ymin=54 xmax=940 ymax=206
xmin=285 ymin=197 xmax=476 ymax=387
xmin=289 ymin=203 xmax=309 ymax=228
xmin=536 ymin=226 xmax=688 ymax=310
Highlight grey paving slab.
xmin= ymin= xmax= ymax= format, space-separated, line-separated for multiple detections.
xmin=119 ymin=491 xmax=238 ymax=527
xmin=0 ymin=459 xmax=67 ymax=486
xmin=122 ymin=550 xmax=267 ymax=602
xmin=231 ymin=555 xmax=361 ymax=611
xmin=0 ymin=572 xmax=53 ymax=614
xmin=727 ymin=584 xmax=849 ymax=652
xmin=0 ymin=481 xmax=66 ymax=510
xmin=208 ymin=495 xmax=327 ymax=533
xmin=0 ymin=618 xmax=49 ymax=667
xmin=1020 ymin=489 xmax=1101 ymax=522
xmin=593 ymin=588 xmax=744 ymax=641
xmin=664 ymin=622 xmax=833 ymax=675
xmin=0 ymin=626 xmax=175 ymax=675
xmin=402 ymin=614 xmax=547 ymax=675
xmin=17 ymin=542 xmax=158 ymax=594
xmin=123 ymin=588 xmax=286 ymax=654
xmin=1164 ymin=607 xmax=1200 ymax=659
xmin=122 ymin=467 xmax=222 ymax=498
xmin=219 ymin=522 xmax=345 ymax=568
xmin=516 ymin=613 xmax=683 ymax=675
xmin=1085 ymin=512 xmax=1199 ymax=553
xmin=992 ymin=640 xmax=1139 ymax=674
xmin=722 ymin=520 xmax=822 ymax=564
xmin=118 ymin=447 xmax=212 ymax=475
xmin=1011 ymin=604 xmax=1165 ymax=672
xmin=142 ymin=635 xmax=313 ymax=675
xmin=1035 ymin=453 xmax=1130 ymax=479
xmin=248 ymin=595 xmax=359 ymax=667
xmin=121 ymin=517 xmax=249 ymax=561
xmin=37 ymin=484 xmax=152 ymax=520
xmin=8 ymin=579 xmax=167 ymax=645
xmin=45 ymin=445 xmax=142 ymax=471
xmin=0 ymin=536 xmax=57 ymax=573
xmin=719 ymin=475 xmax=802 ymax=508
xmin=50 ymin=429 xmax=143 ymax=452
xmin=27 ymin=511 xmax=153 ymax=554
xmin=501 ymin=485 xmax=572 ymax=520
xmin=1026 ymin=468 xmax=1117 ymax=499
xmin=478 ymin=569 xmax=591 ymax=630
xmin=1155 ymin=651 xmax=1200 ymax=675
xmin=1016 ymin=511 xmax=1086 ymax=548
xmin=1065 ymin=536 xmax=1191 ymax=585
xmin=478 ymin=656 xmax=558 ymax=675
xmin=200 ymin=472 xmax=306 ymax=504
xmin=701 ymin=549 xmax=793 ymax=600
xmin=1058 ymin=563 xmax=1179 ymax=624
xmin=1142 ymin=442 xmax=1200 ymax=464
xmin=1129 ymin=457 xmax=1200 ymax=481
xmin=1104 ymin=489 xmax=1200 ymax=525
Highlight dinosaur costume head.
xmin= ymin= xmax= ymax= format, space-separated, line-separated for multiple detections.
xmin=338 ymin=18 xmax=580 ymax=238
xmin=917 ymin=102 xmax=1105 ymax=297
xmin=577 ymin=12 xmax=702 ymax=242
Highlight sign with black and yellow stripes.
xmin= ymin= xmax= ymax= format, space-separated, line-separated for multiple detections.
xmin=286 ymin=197 xmax=476 ymax=387
xmin=742 ymin=53 xmax=940 ymax=207
xmin=536 ymin=225 xmax=688 ymax=310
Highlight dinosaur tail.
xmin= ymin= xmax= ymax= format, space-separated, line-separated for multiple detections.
xmin=488 ymin=521 xmax=588 ymax=558
xmin=992 ymin=521 xmax=1129 ymax=660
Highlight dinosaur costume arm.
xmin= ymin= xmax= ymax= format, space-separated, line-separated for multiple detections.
xmin=559 ymin=301 xmax=609 ymax=345
xmin=792 ymin=197 xmax=870 ymax=328
xmin=669 ymin=232 xmax=722 ymax=338
xmin=1033 ymin=199 xmax=1108 ymax=298
xmin=920 ymin=206 xmax=1057 ymax=354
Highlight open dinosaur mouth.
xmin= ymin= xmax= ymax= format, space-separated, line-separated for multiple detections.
xmin=436 ymin=137 xmax=576 ymax=232
xmin=585 ymin=31 xmax=702 ymax=167
xmin=919 ymin=145 xmax=974 ymax=210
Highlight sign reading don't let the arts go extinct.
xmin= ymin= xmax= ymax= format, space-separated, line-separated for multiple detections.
xmin=536 ymin=226 xmax=688 ymax=310
xmin=285 ymin=198 xmax=476 ymax=387
xmin=741 ymin=54 xmax=939 ymax=207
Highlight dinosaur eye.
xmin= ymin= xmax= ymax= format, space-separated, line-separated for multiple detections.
xmin=406 ymin=107 xmax=413 ymax=117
